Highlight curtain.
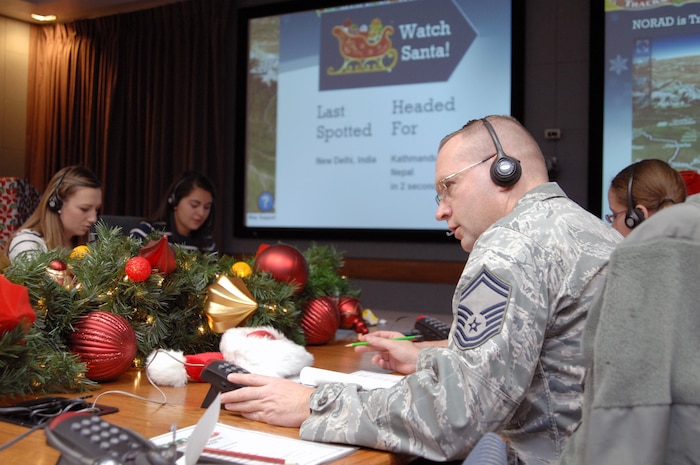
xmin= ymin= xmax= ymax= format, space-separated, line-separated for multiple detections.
xmin=25 ymin=0 xmax=234 ymax=248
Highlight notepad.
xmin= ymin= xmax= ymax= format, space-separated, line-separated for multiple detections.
xmin=151 ymin=422 xmax=356 ymax=465
xmin=297 ymin=367 xmax=404 ymax=390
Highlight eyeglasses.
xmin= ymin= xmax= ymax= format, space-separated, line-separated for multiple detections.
xmin=605 ymin=210 xmax=625 ymax=224
xmin=435 ymin=153 xmax=496 ymax=205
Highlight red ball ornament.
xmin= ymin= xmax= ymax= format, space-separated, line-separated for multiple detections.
xmin=69 ymin=312 xmax=138 ymax=381
xmin=338 ymin=296 xmax=368 ymax=334
xmin=49 ymin=260 xmax=67 ymax=271
xmin=125 ymin=256 xmax=152 ymax=282
xmin=47 ymin=259 xmax=73 ymax=287
xmin=300 ymin=296 xmax=340 ymax=345
xmin=254 ymin=244 xmax=309 ymax=294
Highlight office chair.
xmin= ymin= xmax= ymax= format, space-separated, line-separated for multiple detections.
xmin=462 ymin=433 xmax=507 ymax=465
xmin=560 ymin=196 xmax=700 ymax=464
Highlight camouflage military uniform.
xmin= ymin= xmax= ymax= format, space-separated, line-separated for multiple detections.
xmin=300 ymin=183 xmax=622 ymax=464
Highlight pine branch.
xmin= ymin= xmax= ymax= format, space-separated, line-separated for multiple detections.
xmin=302 ymin=244 xmax=360 ymax=298
xmin=1 ymin=236 xmax=360 ymax=396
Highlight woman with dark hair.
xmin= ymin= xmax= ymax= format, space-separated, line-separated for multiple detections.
xmin=4 ymin=165 xmax=102 ymax=261
xmin=130 ymin=171 xmax=216 ymax=253
xmin=606 ymin=159 xmax=686 ymax=237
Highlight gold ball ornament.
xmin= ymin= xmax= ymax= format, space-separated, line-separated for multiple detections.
xmin=70 ymin=245 xmax=90 ymax=259
xmin=231 ymin=261 xmax=252 ymax=278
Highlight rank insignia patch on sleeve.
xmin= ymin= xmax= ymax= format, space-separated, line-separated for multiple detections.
xmin=454 ymin=266 xmax=510 ymax=350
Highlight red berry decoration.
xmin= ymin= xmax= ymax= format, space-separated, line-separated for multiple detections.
xmin=254 ymin=244 xmax=309 ymax=294
xmin=69 ymin=312 xmax=138 ymax=381
xmin=300 ymin=296 xmax=340 ymax=345
xmin=338 ymin=296 xmax=368 ymax=334
xmin=125 ymin=256 xmax=152 ymax=282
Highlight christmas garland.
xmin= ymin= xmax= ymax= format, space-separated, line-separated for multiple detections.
xmin=0 ymin=223 xmax=359 ymax=399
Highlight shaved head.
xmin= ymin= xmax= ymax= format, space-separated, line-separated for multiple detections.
xmin=439 ymin=116 xmax=549 ymax=187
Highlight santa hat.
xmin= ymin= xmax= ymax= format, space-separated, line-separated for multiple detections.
xmin=680 ymin=170 xmax=700 ymax=196
xmin=219 ymin=326 xmax=314 ymax=377
xmin=146 ymin=350 xmax=224 ymax=387
xmin=146 ymin=326 xmax=313 ymax=387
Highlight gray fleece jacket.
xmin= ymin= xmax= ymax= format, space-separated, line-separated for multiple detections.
xmin=560 ymin=194 xmax=700 ymax=465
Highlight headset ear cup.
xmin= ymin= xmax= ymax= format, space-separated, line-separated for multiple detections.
xmin=167 ymin=174 xmax=190 ymax=206
xmin=481 ymin=118 xmax=522 ymax=187
xmin=47 ymin=195 xmax=62 ymax=212
xmin=490 ymin=156 xmax=522 ymax=187
xmin=625 ymin=207 xmax=644 ymax=229
xmin=47 ymin=170 xmax=68 ymax=212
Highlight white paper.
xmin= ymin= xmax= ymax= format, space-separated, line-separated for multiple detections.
xmin=177 ymin=392 xmax=220 ymax=465
xmin=298 ymin=367 xmax=404 ymax=390
xmin=152 ymin=422 xmax=356 ymax=465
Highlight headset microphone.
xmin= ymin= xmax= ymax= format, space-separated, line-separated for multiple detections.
xmin=624 ymin=165 xmax=644 ymax=229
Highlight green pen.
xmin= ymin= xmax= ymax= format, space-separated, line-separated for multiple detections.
xmin=344 ymin=335 xmax=418 ymax=347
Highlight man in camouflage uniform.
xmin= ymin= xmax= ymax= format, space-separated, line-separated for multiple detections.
xmin=220 ymin=116 xmax=622 ymax=464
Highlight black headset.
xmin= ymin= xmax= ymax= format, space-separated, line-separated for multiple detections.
xmin=47 ymin=170 xmax=68 ymax=212
xmin=0 ymin=397 xmax=91 ymax=427
xmin=625 ymin=165 xmax=644 ymax=229
xmin=481 ymin=118 xmax=522 ymax=187
xmin=167 ymin=176 xmax=189 ymax=206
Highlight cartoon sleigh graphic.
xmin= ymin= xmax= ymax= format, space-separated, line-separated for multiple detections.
xmin=327 ymin=22 xmax=398 ymax=75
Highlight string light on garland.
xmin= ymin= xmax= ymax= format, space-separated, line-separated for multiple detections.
xmin=0 ymin=222 xmax=361 ymax=397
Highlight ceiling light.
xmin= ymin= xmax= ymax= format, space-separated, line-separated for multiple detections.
xmin=31 ymin=14 xmax=57 ymax=22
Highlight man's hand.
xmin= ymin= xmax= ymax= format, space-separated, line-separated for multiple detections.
xmin=353 ymin=331 xmax=423 ymax=374
xmin=220 ymin=373 xmax=315 ymax=427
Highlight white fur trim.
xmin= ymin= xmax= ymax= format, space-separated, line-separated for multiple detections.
xmin=220 ymin=326 xmax=314 ymax=378
xmin=146 ymin=349 xmax=188 ymax=387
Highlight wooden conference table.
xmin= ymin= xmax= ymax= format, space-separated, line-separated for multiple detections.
xmin=0 ymin=330 xmax=412 ymax=465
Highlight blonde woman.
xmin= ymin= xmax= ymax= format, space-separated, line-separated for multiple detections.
xmin=5 ymin=166 xmax=102 ymax=262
